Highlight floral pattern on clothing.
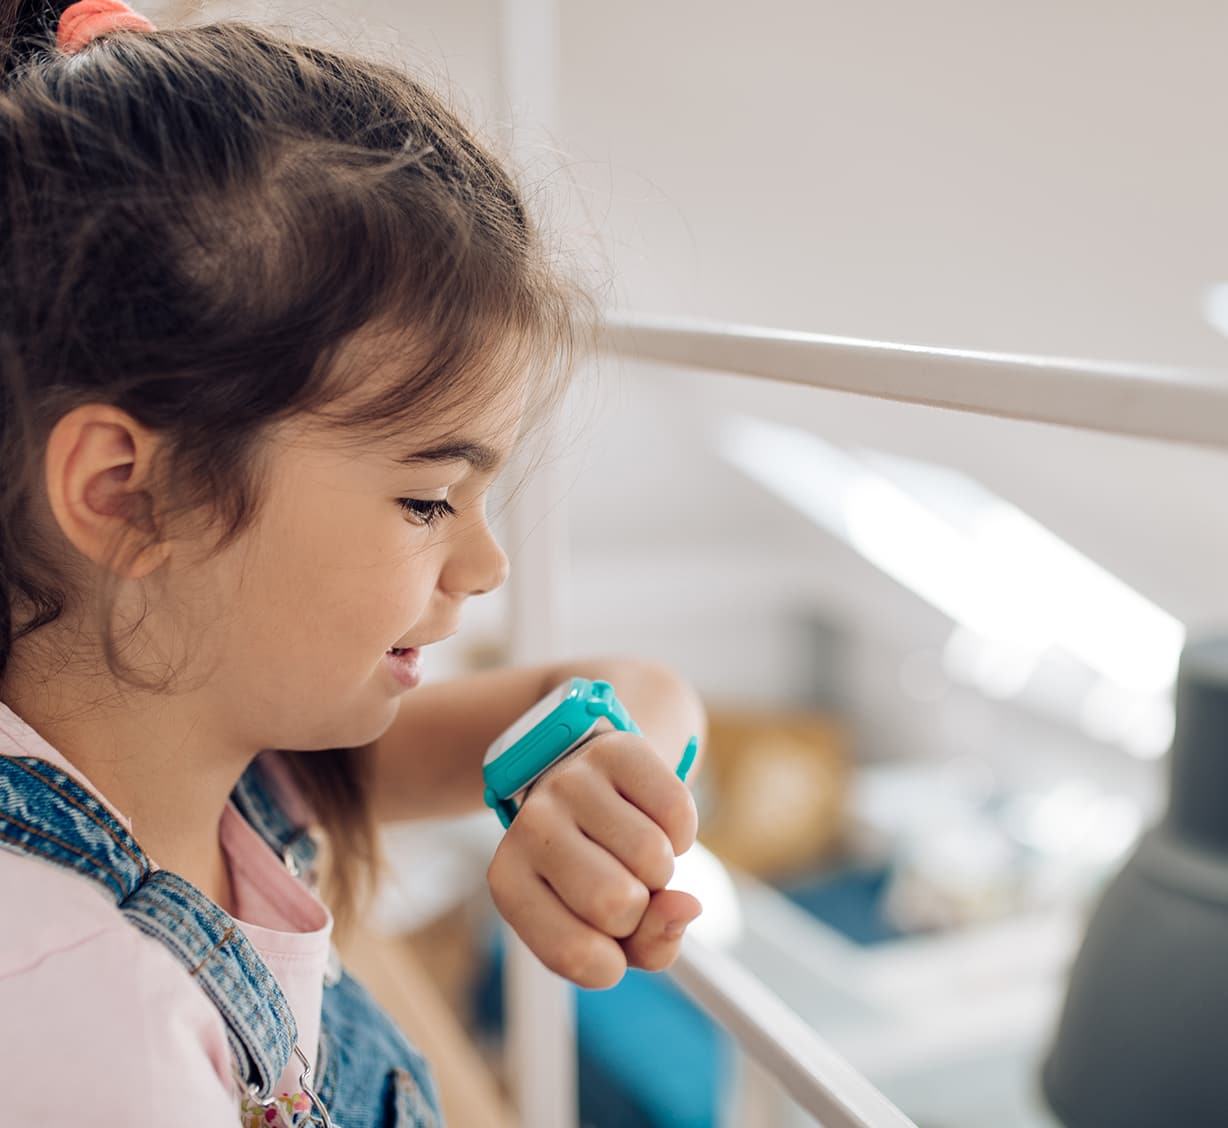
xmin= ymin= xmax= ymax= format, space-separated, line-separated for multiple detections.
xmin=240 ymin=1089 xmax=314 ymax=1127
xmin=390 ymin=1067 xmax=441 ymax=1127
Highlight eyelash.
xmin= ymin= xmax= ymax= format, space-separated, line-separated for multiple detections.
xmin=397 ymin=497 xmax=458 ymax=528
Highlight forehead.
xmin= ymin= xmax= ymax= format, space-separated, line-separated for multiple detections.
xmin=306 ymin=323 xmax=533 ymax=464
xmin=388 ymin=435 xmax=507 ymax=474
xmin=384 ymin=367 xmax=530 ymax=462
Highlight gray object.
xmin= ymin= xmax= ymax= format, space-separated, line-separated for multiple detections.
xmin=1042 ymin=637 xmax=1228 ymax=1127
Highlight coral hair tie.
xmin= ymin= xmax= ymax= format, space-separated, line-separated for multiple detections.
xmin=56 ymin=0 xmax=156 ymax=53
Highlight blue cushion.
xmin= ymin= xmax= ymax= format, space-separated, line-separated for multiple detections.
xmin=475 ymin=930 xmax=732 ymax=1128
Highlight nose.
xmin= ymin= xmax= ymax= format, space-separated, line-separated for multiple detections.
xmin=440 ymin=511 xmax=510 ymax=598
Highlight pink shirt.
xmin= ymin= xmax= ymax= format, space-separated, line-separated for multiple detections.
xmin=0 ymin=702 xmax=334 ymax=1123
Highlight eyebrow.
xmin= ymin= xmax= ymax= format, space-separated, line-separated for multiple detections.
xmin=393 ymin=440 xmax=506 ymax=474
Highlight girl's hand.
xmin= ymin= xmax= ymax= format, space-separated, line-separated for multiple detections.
xmin=485 ymin=730 xmax=702 ymax=989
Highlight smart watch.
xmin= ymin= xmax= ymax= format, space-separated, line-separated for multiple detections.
xmin=482 ymin=676 xmax=698 ymax=829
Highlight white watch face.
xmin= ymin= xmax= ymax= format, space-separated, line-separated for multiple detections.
xmin=483 ymin=679 xmax=576 ymax=766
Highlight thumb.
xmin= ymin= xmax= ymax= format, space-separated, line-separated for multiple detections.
xmin=621 ymin=887 xmax=703 ymax=972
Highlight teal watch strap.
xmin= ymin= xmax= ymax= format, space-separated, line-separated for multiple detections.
xmin=584 ymin=678 xmax=642 ymax=737
xmin=482 ymin=677 xmax=697 ymax=829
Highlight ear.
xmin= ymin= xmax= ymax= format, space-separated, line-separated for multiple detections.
xmin=44 ymin=404 xmax=172 ymax=580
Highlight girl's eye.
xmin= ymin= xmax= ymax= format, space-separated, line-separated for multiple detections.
xmin=397 ymin=497 xmax=458 ymax=528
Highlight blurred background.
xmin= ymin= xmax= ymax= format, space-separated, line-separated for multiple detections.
xmin=154 ymin=2 xmax=1228 ymax=1125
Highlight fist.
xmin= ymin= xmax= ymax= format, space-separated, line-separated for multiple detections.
xmin=486 ymin=730 xmax=701 ymax=989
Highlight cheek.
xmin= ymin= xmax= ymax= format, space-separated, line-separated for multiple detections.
xmin=253 ymin=489 xmax=381 ymax=600
xmin=211 ymin=488 xmax=441 ymax=667
xmin=203 ymin=518 xmax=354 ymax=654
xmin=273 ymin=543 xmax=439 ymax=663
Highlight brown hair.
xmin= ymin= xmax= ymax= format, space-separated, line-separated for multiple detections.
xmin=0 ymin=2 xmax=592 ymax=933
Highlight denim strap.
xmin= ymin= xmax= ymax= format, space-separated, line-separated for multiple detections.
xmin=0 ymin=755 xmax=297 ymax=1099
xmin=230 ymin=753 xmax=319 ymax=882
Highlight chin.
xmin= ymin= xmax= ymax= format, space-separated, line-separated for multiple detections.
xmin=289 ymin=694 xmax=400 ymax=753
xmin=347 ymin=695 xmax=403 ymax=748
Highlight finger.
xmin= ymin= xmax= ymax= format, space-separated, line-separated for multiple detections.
xmin=487 ymin=845 xmax=628 ymax=990
xmin=621 ymin=888 xmax=703 ymax=973
xmin=549 ymin=758 xmax=677 ymax=890
xmin=586 ymin=734 xmax=699 ymax=856
xmin=531 ymin=820 xmax=650 ymax=939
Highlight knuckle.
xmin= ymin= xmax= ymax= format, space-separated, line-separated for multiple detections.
xmin=486 ymin=858 xmax=525 ymax=921
xmin=663 ymin=784 xmax=699 ymax=850
xmin=485 ymin=853 xmax=509 ymax=901
xmin=632 ymin=835 xmax=675 ymax=889
xmin=542 ymin=936 xmax=583 ymax=981
xmin=586 ymin=878 xmax=648 ymax=936
xmin=580 ymin=946 xmax=627 ymax=990
xmin=588 ymin=958 xmax=626 ymax=990
xmin=547 ymin=934 xmax=604 ymax=986
xmin=683 ymin=807 xmax=699 ymax=848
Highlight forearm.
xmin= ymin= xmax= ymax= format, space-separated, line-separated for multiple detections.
xmin=367 ymin=655 xmax=705 ymax=823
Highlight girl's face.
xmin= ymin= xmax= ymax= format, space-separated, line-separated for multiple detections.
xmin=174 ymin=369 xmax=523 ymax=756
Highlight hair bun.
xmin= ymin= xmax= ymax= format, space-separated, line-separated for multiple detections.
xmin=56 ymin=0 xmax=155 ymax=53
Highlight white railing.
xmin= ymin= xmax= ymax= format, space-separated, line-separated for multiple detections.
xmin=498 ymin=3 xmax=581 ymax=1125
xmin=671 ymin=937 xmax=916 ymax=1128
xmin=599 ymin=312 xmax=1228 ymax=450
xmin=505 ymin=311 xmax=1227 ymax=1128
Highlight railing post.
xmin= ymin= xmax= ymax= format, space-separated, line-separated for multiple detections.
xmin=502 ymin=441 xmax=577 ymax=1128
xmin=497 ymin=3 xmax=577 ymax=1126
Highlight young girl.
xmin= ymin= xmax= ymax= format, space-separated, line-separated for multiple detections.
xmin=0 ymin=1 xmax=705 ymax=1123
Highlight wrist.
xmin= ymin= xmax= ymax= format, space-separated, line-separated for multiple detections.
xmin=482 ymin=671 xmax=701 ymax=829
xmin=482 ymin=677 xmax=636 ymax=828
xmin=579 ymin=660 xmax=706 ymax=778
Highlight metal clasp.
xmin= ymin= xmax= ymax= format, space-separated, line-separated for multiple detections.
xmin=281 ymin=845 xmax=301 ymax=878
xmin=281 ymin=831 xmax=322 ymax=892
xmin=233 ymin=1044 xmax=339 ymax=1128
xmin=294 ymin=1042 xmax=338 ymax=1127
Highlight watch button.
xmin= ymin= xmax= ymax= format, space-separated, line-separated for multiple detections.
xmin=509 ymin=723 xmax=574 ymax=771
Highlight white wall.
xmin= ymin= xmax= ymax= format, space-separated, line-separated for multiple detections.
xmin=165 ymin=1 xmax=1224 ymax=788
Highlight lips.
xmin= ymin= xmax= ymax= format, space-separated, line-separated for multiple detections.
xmin=383 ymin=646 xmax=421 ymax=689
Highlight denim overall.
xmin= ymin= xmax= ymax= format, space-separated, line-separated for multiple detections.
xmin=0 ymin=753 xmax=443 ymax=1127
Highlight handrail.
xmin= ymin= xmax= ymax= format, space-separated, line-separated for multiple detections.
xmin=529 ymin=311 xmax=1182 ymax=1127
xmin=672 ymin=938 xmax=918 ymax=1128
xmin=599 ymin=312 xmax=1228 ymax=450
xmin=591 ymin=312 xmax=1198 ymax=1126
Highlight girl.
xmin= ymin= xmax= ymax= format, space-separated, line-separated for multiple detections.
xmin=0 ymin=1 xmax=705 ymax=1123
